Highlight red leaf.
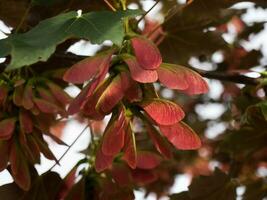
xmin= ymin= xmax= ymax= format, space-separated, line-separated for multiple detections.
xmin=68 ymin=61 xmax=109 ymax=115
xmin=110 ymin=164 xmax=132 ymax=187
xmin=136 ymin=151 xmax=161 ymax=169
xmin=33 ymin=131 xmax=58 ymax=161
xmin=95 ymin=146 xmax=114 ymax=172
xmin=46 ymin=81 xmax=72 ymax=105
xmin=123 ymin=55 xmax=158 ymax=83
xmin=63 ymin=50 xmax=113 ymax=84
xmin=140 ymin=98 xmax=184 ymax=125
xmin=33 ymin=98 xmax=60 ymax=114
xmin=67 ymin=83 xmax=92 ymax=115
xmin=131 ymin=37 xmax=162 ymax=70
xmin=122 ymin=125 xmax=137 ymax=169
xmin=0 ymin=140 xmax=9 ymax=171
xmin=0 ymin=84 xmax=8 ymax=103
xmin=19 ymin=110 xmax=33 ymax=133
xmin=124 ymin=82 xmax=142 ymax=103
xmin=36 ymin=87 xmax=58 ymax=104
xmin=9 ymin=141 xmax=31 ymax=190
xmin=22 ymin=82 xmax=34 ymax=110
xmin=102 ymin=108 xmax=127 ymax=156
xmin=13 ymin=85 xmax=24 ymax=106
xmin=131 ymin=169 xmax=158 ymax=185
xmin=146 ymin=124 xmax=173 ymax=159
xmin=159 ymin=122 xmax=202 ymax=150
xmin=96 ymin=72 xmax=130 ymax=114
xmin=82 ymin=78 xmax=111 ymax=120
xmin=0 ymin=118 xmax=16 ymax=140
xmin=157 ymin=63 xmax=209 ymax=95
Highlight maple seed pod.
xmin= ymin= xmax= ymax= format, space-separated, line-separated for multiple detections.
xmin=159 ymin=122 xmax=201 ymax=150
xmin=131 ymin=36 xmax=162 ymax=70
xmin=0 ymin=118 xmax=16 ymax=140
xmin=123 ymin=54 xmax=158 ymax=83
xmin=63 ymin=50 xmax=114 ymax=84
xmin=157 ymin=63 xmax=209 ymax=95
xmin=140 ymin=98 xmax=185 ymax=126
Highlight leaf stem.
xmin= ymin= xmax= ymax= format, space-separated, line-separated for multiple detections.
xmin=104 ymin=0 xmax=117 ymax=11
xmin=48 ymin=125 xmax=89 ymax=171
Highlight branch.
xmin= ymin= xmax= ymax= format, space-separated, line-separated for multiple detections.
xmin=49 ymin=125 xmax=89 ymax=171
xmin=137 ymin=0 xmax=160 ymax=24
xmin=197 ymin=70 xmax=260 ymax=86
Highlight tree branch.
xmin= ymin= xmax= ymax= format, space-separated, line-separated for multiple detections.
xmin=197 ymin=69 xmax=260 ymax=86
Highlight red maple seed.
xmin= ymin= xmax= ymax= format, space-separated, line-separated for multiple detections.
xmin=101 ymin=108 xmax=127 ymax=156
xmin=0 ymin=118 xmax=16 ymax=140
xmin=123 ymin=54 xmax=158 ymax=83
xmin=140 ymin=98 xmax=185 ymax=126
xmin=136 ymin=151 xmax=162 ymax=169
xmin=63 ymin=50 xmax=114 ymax=84
xmin=131 ymin=37 xmax=162 ymax=70
xmin=157 ymin=63 xmax=209 ymax=95
xmin=160 ymin=122 xmax=202 ymax=150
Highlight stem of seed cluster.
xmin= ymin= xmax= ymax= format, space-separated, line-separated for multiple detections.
xmin=49 ymin=125 xmax=89 ymax=171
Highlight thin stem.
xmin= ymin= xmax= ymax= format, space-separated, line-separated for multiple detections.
xmin=104 ymin=0 xmax=117 ymax=11
xmin=16 ymin=4 xmax=32 ymax=33
xmin=197 ymin=69 xmax=260 ymax=86
xmin=49 ymin=125 xmax=89 ymax=171
xmin=137 ymin=0 xmax=160 ymax=24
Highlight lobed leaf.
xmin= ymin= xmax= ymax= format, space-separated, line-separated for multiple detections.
xmin=1 ymin=10 xmax=142 ymax=70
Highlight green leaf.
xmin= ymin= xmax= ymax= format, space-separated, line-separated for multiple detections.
xmin=0 ymin=9 xmax=142 ymax=70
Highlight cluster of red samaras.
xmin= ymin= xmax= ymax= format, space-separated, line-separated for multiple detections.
xmin=63 ymin=36 xmax=208 ymax=172
xmin=0 ymin=78 xmax=71 ymax=190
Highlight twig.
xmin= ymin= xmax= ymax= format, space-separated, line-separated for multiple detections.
xmin=49 ymin=125 xmax=89 ymax=171
xmin=103 ymin=0 xmax=117 ymax=11
xmin=16 ymin=4 xmax=32 ymax=33
xmin=197 ymin=70 xmax=260 ymax=86
xmin=137 ymin=0 xmax=160 ymax=24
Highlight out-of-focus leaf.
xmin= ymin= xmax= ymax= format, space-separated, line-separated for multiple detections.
xmin=188 ymin=168 xmax=237 ymax=200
